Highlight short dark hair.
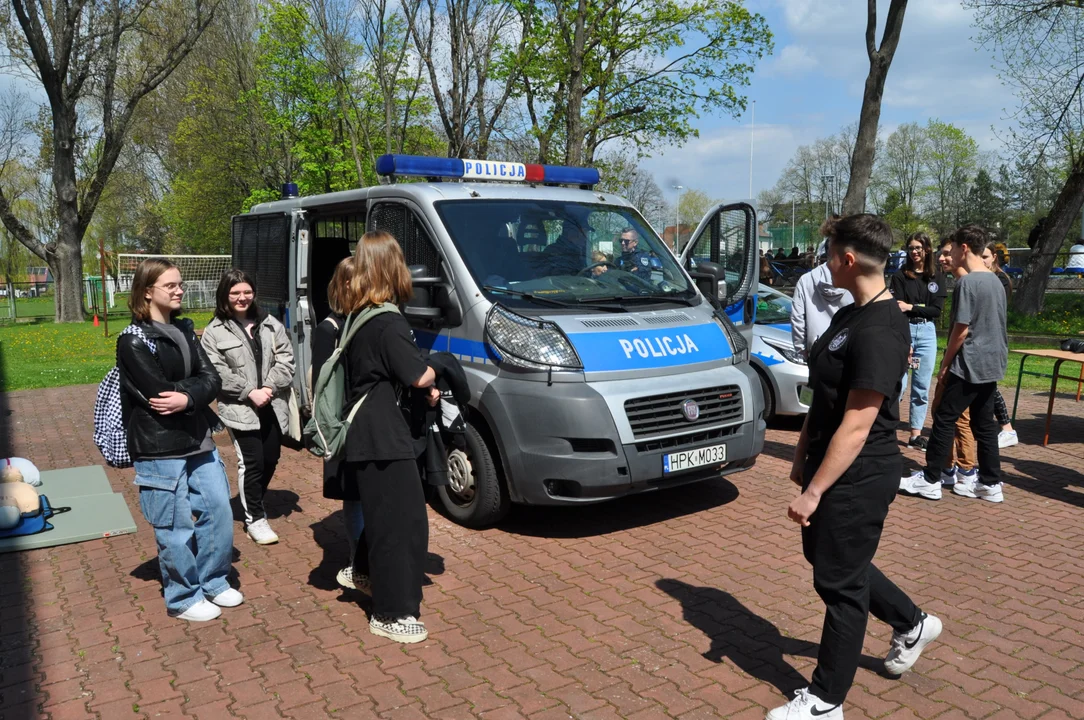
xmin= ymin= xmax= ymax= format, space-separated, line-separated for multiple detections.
xmin=952 ymin=224 xmax=988 ymax=256
xmin=829 ymin=214 xmax=893 ymax=269
xmin=215 ymin=268 xmax=258 ymax=320
xmin=938 ymin=237 xmax=954 ymax=250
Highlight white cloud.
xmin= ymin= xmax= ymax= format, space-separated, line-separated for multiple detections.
xmin=764 ymin=45 xmax=819 ymax=78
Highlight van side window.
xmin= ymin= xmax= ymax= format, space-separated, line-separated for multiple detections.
xmin=232 ymin=213 xmax=290 ymax=315
xmin=368 ymin=202 xmax=442 ymax=276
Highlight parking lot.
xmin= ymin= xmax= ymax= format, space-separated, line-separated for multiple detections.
xmin=1 ymin=383 xmax=1082 ymax=719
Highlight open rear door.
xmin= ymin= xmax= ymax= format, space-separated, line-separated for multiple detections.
xmin=678 ymin=203 xmax=758 ymax=329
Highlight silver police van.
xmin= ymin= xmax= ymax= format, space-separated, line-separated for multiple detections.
xmin=232 ymin=155 xmax=765 ymax=526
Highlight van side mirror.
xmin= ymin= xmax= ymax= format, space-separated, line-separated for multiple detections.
xmin=689 ymin=261 xmax=727 ymax=310
xmin=404 ymin=264 xmax=463 ymax=326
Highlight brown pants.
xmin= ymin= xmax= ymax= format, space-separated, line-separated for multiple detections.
xmin=931 ymin=378 xmax=975 ymax=471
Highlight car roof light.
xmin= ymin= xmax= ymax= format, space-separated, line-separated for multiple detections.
xmin=376 ymin=154 xmax=599 ymax=187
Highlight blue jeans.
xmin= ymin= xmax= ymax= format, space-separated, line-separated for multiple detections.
xmin=135 ymin=450 xmax=234 ymax=616
xmin=900 ymin=321 xmax=937 ymax=432
xmin=343 ymin=499 xmax=365 ymax=563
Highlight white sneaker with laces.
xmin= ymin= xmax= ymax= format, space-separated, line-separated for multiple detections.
xmin=765 ymin=688 xmax=842 ymax=720
xmin=176 ymin=600 xmax=222 ymax=622
xmin=336 ymin=567 xmax=372 ymax=593
xmin=884 ymin=613 xmax=943 ymax=675
xmin=998 ymin=430 xmax=1019 ymax=448
xmin=209 ymin=588 xmax=244 ymax=607
xmin=899 ymin=471 xmax=941 ymax=500
xmin=246 ymin=518 xmax=279 ymax=545
xmin=953 ymin=479 xmax=1003 ymax=502
xmin=369 ymin=615 xmax=428 ymax=644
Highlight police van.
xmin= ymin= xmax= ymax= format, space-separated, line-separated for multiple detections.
xmin=232 ymin=155 xmax=765 ymax=526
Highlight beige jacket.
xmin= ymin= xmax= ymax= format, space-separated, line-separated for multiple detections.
xmin=200 ymin=313 xmax=295 ymax=433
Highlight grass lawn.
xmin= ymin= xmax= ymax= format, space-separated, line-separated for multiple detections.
xmin=931 ymin=335 xmax=1083 ymax=395
xmin=940 ymin=292 xmax=1084 ymax=336
xmin=0 ymin=311 xmax=213 ymax=392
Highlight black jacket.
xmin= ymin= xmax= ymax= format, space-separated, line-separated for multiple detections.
xmin=407 ymin=352 xmax=470 ymax=487
xmin=117 ymin=318 xmax=222 ymax=461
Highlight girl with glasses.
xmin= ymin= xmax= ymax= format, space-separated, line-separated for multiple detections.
xmin=118 ymin=259 xmax=239 ymax=621
xmin=889 ymin=232 xmax=946 ymax=451
xmin=201 ymin=269 xmax=297 ymax=545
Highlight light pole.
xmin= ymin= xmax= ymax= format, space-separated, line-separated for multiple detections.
xmin=822 ymin=174 xmax=835 ymax=220
xmin=672 ymin=184 xmax=684 ymax=251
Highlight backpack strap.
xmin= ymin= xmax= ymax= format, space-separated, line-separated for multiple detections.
xmin=337 ymin=304 xmax=401 ymax=352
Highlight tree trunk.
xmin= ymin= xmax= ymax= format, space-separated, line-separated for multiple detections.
xmin=52 ymin=106 xmax=86 ymax=323
xmin=841 ymin=0 xmax=908 ymax=216
xmin=1012 ymin=159 xmax=1084 ymax=316
xmin=563 ymin=0 xmax=588 ymax=166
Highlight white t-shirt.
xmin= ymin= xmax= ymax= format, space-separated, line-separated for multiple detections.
xmin=1067 ymin=243 xmax=1084 ymax=270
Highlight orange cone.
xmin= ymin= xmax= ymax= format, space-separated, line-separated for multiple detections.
xmin=93 ymin=315 xmax=99 ymax=327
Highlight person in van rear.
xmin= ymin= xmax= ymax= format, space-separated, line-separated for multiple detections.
xmin=309 ymin=257 xmax=369 ymax=593
xmin=118 ymin=259 xmax=240 ymax=622
xmin=343 ymin=231 xmax=442 ymax=644
xmin=201 ymin=270 xmax=296 ymax=546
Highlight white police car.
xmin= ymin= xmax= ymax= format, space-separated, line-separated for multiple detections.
xmin=750 ymin=284 xmax=809 ymax=421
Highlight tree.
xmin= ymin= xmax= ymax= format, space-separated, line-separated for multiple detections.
xmin=841 ymin=0 xmax=909 ymax=215
xmin=767 ymin=126 xmax=856 ymax=227
xmin=877 ymin=122 xmax=925 ymax=226
xmin=595 ymin=150 xmax=668 ymax=231
xmin=963 ymin=168 xmax=1003 ymax=231
xmin=0 ymin=0 xmax=217 ymax=321
xmin=967 ymin=0 xmax=1084 ymax=314
xmin=922 ymin=119 xmax=978 ymax=235
xmin=510 ymin=0 xmax=772 ymax=165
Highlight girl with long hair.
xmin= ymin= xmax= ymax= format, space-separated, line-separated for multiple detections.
xmin=343 ymin=232 xmax=440 ymax=643
xmin=118 ymin=259 xmax=238 ymax=621
xmin=981 ymin=242 xmax=1019 ymax=448
xmin=201 ymin=269 xmax=296 ymax=545
xmin=889 ymin=232 xmax=946 ymax=451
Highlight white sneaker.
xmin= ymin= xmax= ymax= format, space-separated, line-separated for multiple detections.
xmin=899 ymin=471 xmax=941 ymax=500
xmin=369 ymin=615 xmax=428 ymax=644
xmin=765 ymin=688 xmax=842 ymax=720
xmin=246 ymin=518 xmax=279 ymax=545
xmin=884 ymin=613 xmax=943 ymax=675
xmin=209 ymin=588 xmax=244 ymax=607
xmin=176 ymin=600 xmax=222 ymax=622
xmin=998 ymin=430 xmax=1019 ymax=449
xmin=953 ymin=479 xmax=1004 ymax=503
xmin=336 ymin=567 xmax=371 ymax=594
xmin=940 ymin=467 xmax=957 ymax=487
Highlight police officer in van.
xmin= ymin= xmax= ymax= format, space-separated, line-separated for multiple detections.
xmin=616 ymin=228 xmax=652 ymax=281
xmin=771 ymin=214 xmax=942 ymax=720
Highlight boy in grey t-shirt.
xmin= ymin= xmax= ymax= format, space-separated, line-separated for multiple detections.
xmin=901 ymin=225 xmax=1008 ymax=503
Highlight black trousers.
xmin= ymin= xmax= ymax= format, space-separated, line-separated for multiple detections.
xmin=348 ymin=458 xmax=428 ymax=619
xmin=803 ymin=454 xmax=921 ymax=705
xmin=923 ymin=375 xmax=1001 ymax=486
xmin=228 ymin=407 xmax=282 ymax=524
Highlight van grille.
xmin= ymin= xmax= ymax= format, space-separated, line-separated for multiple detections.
xmin=640 ymin=312 xmax=691 ymax=324
xmin=624 ymin=385 xmax=743 ymax=439
xmin=580 ymin=317 xmax=639 ymax=328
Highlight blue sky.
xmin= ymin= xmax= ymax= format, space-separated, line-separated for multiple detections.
xmin=640 ymin=0 xmax=1009 ymax=207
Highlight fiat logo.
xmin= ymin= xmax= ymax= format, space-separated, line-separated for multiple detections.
xmin=681 ymin=399 xmax=700 ymax=421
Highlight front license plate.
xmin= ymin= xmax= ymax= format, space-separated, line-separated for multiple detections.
xmin=663 ymin=443 xmax=727 ymax=474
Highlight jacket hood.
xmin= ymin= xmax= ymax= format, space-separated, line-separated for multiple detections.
xmin=810 ymin=264 xmax=848 ymax=301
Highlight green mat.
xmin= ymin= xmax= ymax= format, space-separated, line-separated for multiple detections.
xmin=0 ymin=466 xmax=137 ymax=554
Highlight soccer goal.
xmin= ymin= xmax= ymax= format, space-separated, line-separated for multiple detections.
xmin=115 ymin=254 xmax=233 ymax=310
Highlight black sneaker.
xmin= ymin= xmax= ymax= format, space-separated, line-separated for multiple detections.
xmin=907 ymin=436 xmax=928 ymax=452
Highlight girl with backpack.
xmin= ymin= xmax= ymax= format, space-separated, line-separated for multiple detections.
xmin=117 ymin=259 xmax=239 ymax=622
xmin=201 ymin=269 xmax=296 ymax=546
xmin=310 ymin=257 xmax=368 ymax=592
xmin=343 ymin=231 xmax=440 ymax=644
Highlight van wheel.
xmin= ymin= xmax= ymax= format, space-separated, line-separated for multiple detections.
xmin=757 ymin=369 xmax=776 ymax=423
xmin=436 ymin=424 xmax=510 ymax=528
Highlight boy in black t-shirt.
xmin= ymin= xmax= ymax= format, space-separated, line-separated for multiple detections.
xmin=773 ymin=215 xmax=941 ymax=720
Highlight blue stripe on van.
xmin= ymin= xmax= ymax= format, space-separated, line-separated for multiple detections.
xmin=566 ymin=322 xmax=731 ymax=372
xmin=414 ymin=330 xmax=498 ymax=365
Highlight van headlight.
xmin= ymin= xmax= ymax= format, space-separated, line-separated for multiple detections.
xmin=713 ymin=310 xmax=749 ymax=365
xmin=762 ymin=337 xmax=806 ymax=366
xmin=485 ymin=304 xmax=583 ymax=371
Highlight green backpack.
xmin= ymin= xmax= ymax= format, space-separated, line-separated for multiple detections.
xmin=304 ymin=304 xmax=400 ymax=459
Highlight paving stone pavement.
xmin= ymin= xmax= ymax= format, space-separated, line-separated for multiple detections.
xmin=1 ymin=383 xmax=1083 ymax=719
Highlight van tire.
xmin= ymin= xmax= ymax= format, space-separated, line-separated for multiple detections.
xmin=435 ymin=423 xmax=510 ymax=528
xmin=756 ymin=368 xmax=776 ymax=423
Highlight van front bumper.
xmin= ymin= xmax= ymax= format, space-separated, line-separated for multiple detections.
xmin=476 ymin=367 xmax=765 ymax=506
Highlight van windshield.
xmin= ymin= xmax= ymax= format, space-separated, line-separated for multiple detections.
xmin=435 ymin=200 xmax=695 ymax=309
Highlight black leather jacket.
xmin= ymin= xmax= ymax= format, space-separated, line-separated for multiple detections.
xmin=117 ymin=318 xmax=222 ymax=461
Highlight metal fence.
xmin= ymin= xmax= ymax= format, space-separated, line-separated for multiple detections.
xmin=0 ymin=277 xmax=220 ymax=322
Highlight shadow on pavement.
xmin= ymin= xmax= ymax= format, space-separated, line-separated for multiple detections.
xmin=498 ymin=477 xmax=739 ymax=538
xmin=656 ymin=579 xmax=888 ymax=700
xmin=229 ymin=488 xmax=301 ymax=523
xmin=1000 ymin=455 xmax=1084 ymax=509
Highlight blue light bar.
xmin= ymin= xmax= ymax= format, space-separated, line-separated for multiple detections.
xmin=375 ymin=154 xmax=600 ymax=187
